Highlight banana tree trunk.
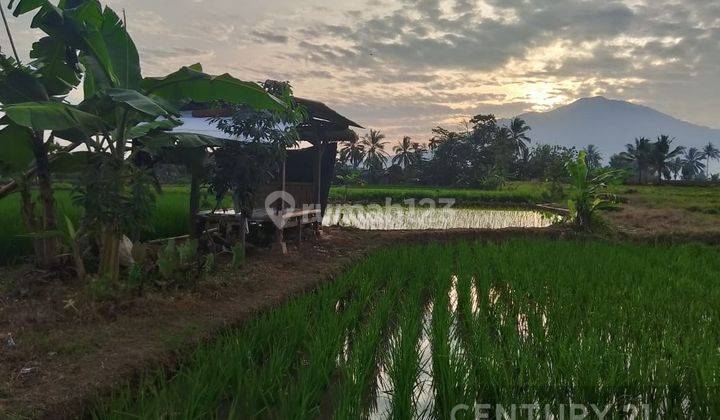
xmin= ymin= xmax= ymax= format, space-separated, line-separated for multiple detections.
xmin=31 ymin=133 xmax=59 ymax=267
xmin=18 ymin=182 xmax=44 ymax=262
xmin=98 ymin=223 xmax=121 ymax=283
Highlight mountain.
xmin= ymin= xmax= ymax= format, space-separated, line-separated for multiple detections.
xmin=511 ymin=96 xmax=720 ymax=164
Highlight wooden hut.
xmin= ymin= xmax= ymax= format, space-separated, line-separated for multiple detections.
xmin=181 ymin=98 xmax=362 ymax=251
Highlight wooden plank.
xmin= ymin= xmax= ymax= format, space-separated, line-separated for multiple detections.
xmin=281 ymin=209 xmax=320 ymax=219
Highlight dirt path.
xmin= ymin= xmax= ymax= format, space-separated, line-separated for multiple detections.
xmin=1 ymin=227 xmax=564 ymax=419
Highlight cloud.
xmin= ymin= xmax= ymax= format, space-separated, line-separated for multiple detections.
xmin=2 ymin=0 xmax=718 ymax=143
xmin=250 ymin=30 xmax=289 ymax=44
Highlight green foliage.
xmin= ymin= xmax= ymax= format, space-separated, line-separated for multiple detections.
xmin=207 ymin=142 xmax=279 ymax=213
xmin=29 ymin=36 xmax=83 ymax=96
xmin=207 ymin=80 xmax=303 ymax=213
xmin=177 ymin=239 xmax=197 ymax=265
xmin=0 ymin=124 xmax=34 ymax=172
xmin=71 ymin=158 xmax=157 ymax=241
xmin=566 ymin=151 xmax=621 ymax=230
xmin=156 ymin=238 xmax=199 ymax=285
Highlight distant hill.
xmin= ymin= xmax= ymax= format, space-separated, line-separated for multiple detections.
xmin=508 ymin=96 xmax=720 ymax=168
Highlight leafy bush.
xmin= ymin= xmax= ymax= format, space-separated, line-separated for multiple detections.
xmin=156 ymin=239 xmax=200 ymax=286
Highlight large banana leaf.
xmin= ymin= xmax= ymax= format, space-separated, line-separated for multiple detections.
xmin=126 ymin=119 xmax=181 ymax=140
xmin=137 ymin=131 xmax=226 ymax=156
xmin=105 ymin=88 xmax=168 ymax=117
xmin=2 ymin=101 xmax=105 ymax=132
xmin=8 ymin=0 xmax=46 ymax=17
xmin=0 ymin=66 xmax=49 ymax=103
xmin=63 ymin=5 xmax=119 ymax=86
xmin=100 ymin=7 xmax=141 ymax=89
xmin=29 ymin=36 xmax=82 ymax=96
xmin=141 ymin=64 xmax=285 ymax=111
xmin=0 ymin=123 xmax=35 ymax=172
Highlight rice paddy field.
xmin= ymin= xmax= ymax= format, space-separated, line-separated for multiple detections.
xmin=93 ymin=239 xmax=720 ymax=419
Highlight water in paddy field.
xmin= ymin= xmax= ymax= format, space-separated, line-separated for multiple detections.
xmin=322 ymin=205 xmax=559 ymax=230
xmin=333 ymin=276 xmax=550 ymax=419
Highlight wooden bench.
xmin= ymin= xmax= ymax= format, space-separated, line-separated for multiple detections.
xmin=195 ymin=207 xmax=321 ymax=254
xmin=275 ymin=208 xmax=321 ymax=254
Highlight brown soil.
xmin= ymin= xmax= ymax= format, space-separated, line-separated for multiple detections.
xmin=0 ymin=227 xmax=563 ymax=419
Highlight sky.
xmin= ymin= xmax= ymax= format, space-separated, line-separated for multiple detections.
xmin=2 ymin=0 xmax=719 ymax=142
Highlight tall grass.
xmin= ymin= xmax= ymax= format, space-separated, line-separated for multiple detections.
xmin=94 ymin=239 xmax=720 ymax=418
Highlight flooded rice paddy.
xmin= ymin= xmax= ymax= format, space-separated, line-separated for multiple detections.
xmin=322 ymin=204 xmax=558 ymax=230
xmin=96 ymin=240 xmax=720 ymax=419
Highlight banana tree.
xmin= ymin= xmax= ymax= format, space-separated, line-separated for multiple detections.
xmin=2 ymin=0 xmax=287 ymax=281
xmin=566 ymin=151 xmax=621 ymax=231
xmin=0 ymin=45 xmax=89 ymax=266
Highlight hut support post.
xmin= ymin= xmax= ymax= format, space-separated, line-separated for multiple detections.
xmin=276 ymin=154 xmax=288 ymax=254
xmin=189 ymin=165 xmax=202 ymax=239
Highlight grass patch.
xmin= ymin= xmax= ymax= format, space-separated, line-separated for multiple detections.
xmin=93 ymin=239 xmax=720 ymax=418
xmin=613 ymin=184 xmax=720 ymax=213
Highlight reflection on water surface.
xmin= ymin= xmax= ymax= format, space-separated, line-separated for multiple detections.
xmin=322 ymin=205 xmax=558 ymax=230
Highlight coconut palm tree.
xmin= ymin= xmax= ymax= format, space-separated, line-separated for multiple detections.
xmin=339 ymin=131 xmax=365 ymax=169
xmin=508 ymin=117 xmax=532 ymax=154
xmin=411 ymin=141 xmax=427 ymax=163
xmin=363 ymin=129 xmax=389 ymax=172
xmin=583 ymin=144 xmax=603 ymax=169
xmin=621 ymin=137 xmax=653 ymax=183
xmin=651 ymin=135 xmax=685 ymax=184
xmin=392 ymin=136 xmax=414 ymax=169
xmin=702 ymin=142 xmax=720 ymax=178
xmin=681 ymin=147 xmax=706 ymax=180
xmin=670 ymin=157 xmax=684 ymax=180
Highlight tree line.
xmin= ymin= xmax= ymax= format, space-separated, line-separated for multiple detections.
xmin=610 ymin=137 xmax=719 ymax=183
xmin=336 ymin=115 xmax=720 ymax=187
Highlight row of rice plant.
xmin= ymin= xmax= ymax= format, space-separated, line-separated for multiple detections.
xmin=94 ymin=239 xmax=720 ymax=418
